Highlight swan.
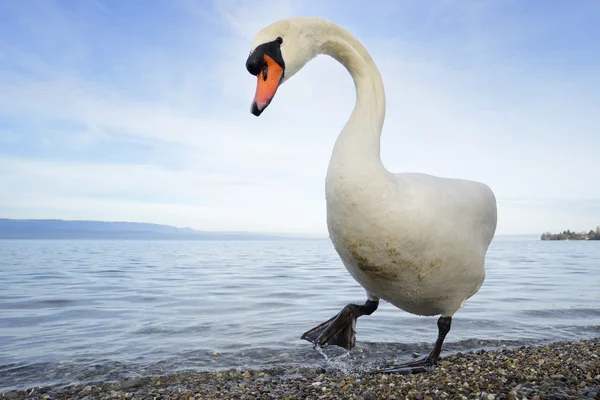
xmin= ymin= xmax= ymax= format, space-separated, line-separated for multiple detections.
xmin=245 ymin=17 xmax=497 ymax=374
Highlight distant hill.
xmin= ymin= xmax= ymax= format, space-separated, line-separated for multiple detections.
xmin=0 ymin=219 xmax=297 ymax=240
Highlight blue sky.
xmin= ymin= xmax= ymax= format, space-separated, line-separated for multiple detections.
xmin=0 ymin=0 xmax=598 ymax=235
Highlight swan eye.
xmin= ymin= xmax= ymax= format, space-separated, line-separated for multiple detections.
xmin=276 ymin=37 xmax=283 ymax=44
xmin=262 ymin=65 xmax=268 ymax=81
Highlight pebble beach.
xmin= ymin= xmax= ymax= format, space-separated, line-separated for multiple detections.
xmin=3 ymin=338 xmax=598 ymax=400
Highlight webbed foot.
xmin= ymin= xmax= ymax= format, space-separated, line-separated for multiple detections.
xmin=376 ymin=315 xmax=452 ymax=375
xmin=301 ymin=299 xmax=378 ymax=350
xmin=377 ymin=355 xmax=437 ymax=374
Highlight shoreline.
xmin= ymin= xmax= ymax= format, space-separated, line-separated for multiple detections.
xmin=2 ymin=338 xmax=598 ymax=400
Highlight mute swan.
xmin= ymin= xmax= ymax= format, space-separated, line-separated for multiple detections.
xmin=246 ymin=17 xmax=497 ymax=374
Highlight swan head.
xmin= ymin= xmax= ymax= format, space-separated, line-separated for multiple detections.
xmin=246 ymin=17 xmax=319 ymax=116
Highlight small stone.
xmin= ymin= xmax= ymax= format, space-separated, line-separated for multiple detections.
xmin=553 ymin=391 xmax=569 ymax=400
xmin=513 ymin=384 xmax=522 ymax=393
xmin=120 ymin=378 xmax=144 ymax=390
xmin=242 ymin=371 xmax=251 ymax=378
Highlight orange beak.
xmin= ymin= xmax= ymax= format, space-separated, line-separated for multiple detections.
xmin=251 ymin=54 xmax=284 ymax=116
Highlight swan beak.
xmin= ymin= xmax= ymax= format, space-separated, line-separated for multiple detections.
xmin=251 ymin=55 xmax=284 ymax=116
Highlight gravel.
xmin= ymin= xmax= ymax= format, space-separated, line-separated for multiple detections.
xmin=2 ymin=338 xmax=598 ymax=399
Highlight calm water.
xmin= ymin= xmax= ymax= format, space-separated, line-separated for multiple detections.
xmin=1 ymin=237 xmax=599 ymax=391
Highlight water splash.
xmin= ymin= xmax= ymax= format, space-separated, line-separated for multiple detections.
xmin=315 ymin=346 xmax=329 ymax=361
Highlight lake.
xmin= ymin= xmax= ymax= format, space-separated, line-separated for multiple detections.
xmin=1 ymin=237 xmax=599 ymax=392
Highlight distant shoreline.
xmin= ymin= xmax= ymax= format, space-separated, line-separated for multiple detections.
xmin=541 ymin=227 xmax=600 ymax=241
xmin=0 ymin=218 xmax=321 ymax=241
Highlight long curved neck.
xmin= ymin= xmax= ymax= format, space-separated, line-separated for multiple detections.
xmin=312 ymin=21 xmax=386 ymax=172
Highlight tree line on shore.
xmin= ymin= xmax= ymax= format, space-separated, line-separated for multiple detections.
xmin=541 ymin=226 xmax=600 ymax=240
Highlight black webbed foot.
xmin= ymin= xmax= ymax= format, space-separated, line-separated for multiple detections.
xmin=301 ymin=299 xmax=378 ymax=350
xmin=377 ymin=355 xmax=437 ymax=374
xmin=376 ymin=315 xmax=452 ymax=375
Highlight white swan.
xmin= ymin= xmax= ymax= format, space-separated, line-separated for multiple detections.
xmin=246 ymin=17 xmax=497 ymax=373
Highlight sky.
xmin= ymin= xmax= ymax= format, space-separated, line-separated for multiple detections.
xmin=0 ymin=0 xmax=598 ymax=236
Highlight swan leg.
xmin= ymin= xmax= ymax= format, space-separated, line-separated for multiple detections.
xmin=378 ymin=316 xmax=452 ymax=374
xmin=301 ymin=299 xmax=379 ymax=350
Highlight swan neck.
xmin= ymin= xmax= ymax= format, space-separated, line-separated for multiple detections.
xmin=316 ymin=23 xmax=386 ymax=168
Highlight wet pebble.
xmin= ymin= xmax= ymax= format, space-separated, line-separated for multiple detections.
xmin=118 ymin=377 xmax=145 ymax=390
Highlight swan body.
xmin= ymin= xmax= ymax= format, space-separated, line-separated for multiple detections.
xmin=327 ymin=170 xmax=496 ymax=317
xmin=246 ymin=17 xmax=497 ymax=370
